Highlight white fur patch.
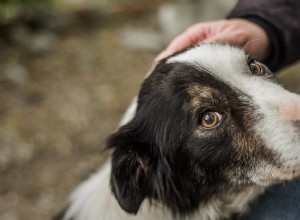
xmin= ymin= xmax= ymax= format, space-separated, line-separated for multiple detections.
xmin=119 ymin=97 xmax=138 ymax=127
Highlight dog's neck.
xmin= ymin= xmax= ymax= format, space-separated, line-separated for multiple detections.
xmin=193 ymin=185 xmax=265 ymax=220
xmin=65 ymin=161 xmax=265 ymax=220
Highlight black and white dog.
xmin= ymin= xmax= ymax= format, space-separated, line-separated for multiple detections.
xmin=56 ymin=44 xmax=300 ymax=220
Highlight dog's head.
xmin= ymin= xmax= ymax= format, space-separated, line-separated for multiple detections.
xmin=107 ymin=44 xmax=300 ymax=215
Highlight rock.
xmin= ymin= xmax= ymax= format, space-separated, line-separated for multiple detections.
xmin=120 ymin=27 xmax=164 ymax=52
xmin=26 ymin=31 xmax=57 ymax=55
xmin=0 ymin=212 xmax=20 ymax=220
xmin=10 ymin=24 xmax=57 ymax=55
xmin=0 ymin=191 xmax=19 ymax=208
xmin=36 ymin=191 xmax=54 ymax=214
xmin=0 ymin=63 xmax=29 ymax=85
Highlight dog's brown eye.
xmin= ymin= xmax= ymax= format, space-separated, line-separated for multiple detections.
xmin=249 ymin=62 xmax=263 ymax=76
xmin=200 ymin=112 xmax=222 ymax=129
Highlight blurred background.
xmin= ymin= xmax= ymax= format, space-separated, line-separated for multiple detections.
xmin=0 ymin=0 xmax=299 ymax=219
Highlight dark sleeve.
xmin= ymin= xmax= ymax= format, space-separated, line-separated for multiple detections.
xmin=227 ymin=0 xmax=300 ymax=72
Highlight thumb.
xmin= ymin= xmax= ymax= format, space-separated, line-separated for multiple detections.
xmin=155 ymin=26 xmax=209 ymax=61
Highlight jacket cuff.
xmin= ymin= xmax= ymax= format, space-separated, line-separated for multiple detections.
xmin=227 ymin=15 xmax=284 ymax=72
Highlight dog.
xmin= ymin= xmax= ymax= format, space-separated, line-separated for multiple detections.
xmin=55 ymin=43 xmax=300 ymax=220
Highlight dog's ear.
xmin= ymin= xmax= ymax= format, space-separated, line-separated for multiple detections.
xmin=107 ymin=124 xmax=154 ymax=214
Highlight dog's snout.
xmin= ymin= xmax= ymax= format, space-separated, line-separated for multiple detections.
xmin=276 ymin=100 xmax=300 ymax=122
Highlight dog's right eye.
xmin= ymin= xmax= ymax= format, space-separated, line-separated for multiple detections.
xmin=249 ymin=60 xmax=263 ymax=76
xmin=200 ymin=112 xmax=223 ymax=129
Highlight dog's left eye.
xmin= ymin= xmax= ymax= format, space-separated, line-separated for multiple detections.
xmin=200 ymin=112 xmax=223 ymax=129
xmin=248 ymin=59 xmax=274 ymax=78
xmin=249 ymin=61 xmax=263 ymax=76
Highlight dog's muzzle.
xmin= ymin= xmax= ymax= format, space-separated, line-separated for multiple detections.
xmin=274 ymin=93 xmax=300 ymax=122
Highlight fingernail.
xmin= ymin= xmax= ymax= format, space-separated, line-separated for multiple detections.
xmin=154 ymin=50 xmax=168 ymax=62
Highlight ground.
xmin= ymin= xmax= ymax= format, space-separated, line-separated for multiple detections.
xmin=0 ymin=8 xmax=157 ymax=220
xmin=0 ymin=4 xmax=300 ymax=220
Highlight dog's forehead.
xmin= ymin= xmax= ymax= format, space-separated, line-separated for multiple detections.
xmin=166 ymin=44 xmax=250 ymax=89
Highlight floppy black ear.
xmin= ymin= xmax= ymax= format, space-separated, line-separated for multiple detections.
xmin=107 ymin=126 xmax=153 ymax=214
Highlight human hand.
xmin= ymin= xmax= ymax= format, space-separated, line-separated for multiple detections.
xmin=155 ymin=19 xmax=270 ymax=62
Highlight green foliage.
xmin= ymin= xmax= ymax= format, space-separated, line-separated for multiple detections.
xmin=0 ymin=0 xmax=54 ymax=21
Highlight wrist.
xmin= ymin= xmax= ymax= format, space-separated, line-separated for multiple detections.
xmin=228 ymin=18 xmax=271 ymax=62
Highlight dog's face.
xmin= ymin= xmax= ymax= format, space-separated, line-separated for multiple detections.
xmin=107 ymin=44 xmax=300 ymax=215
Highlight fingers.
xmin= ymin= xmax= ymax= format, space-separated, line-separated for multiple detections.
xmin=154 ymin=35 xmax=194 ymax=62
xmin=154 ymin=23 xmax=209 ymax=61
xmin=154 ymin=19 xmax=270 ymax=62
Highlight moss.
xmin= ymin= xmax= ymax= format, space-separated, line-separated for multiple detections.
xmin=0 ymin=0 xmax=54 ymax=21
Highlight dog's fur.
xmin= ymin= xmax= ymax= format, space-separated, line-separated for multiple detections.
xmin=56 ymin=44 xmax=300 ymax=220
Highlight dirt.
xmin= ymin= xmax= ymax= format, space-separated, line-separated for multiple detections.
xmin=0 ymin=5 xmax=300 ymax=220
xmin=0 ymin=10 xmax=157 ymax=220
